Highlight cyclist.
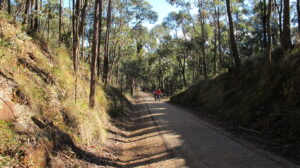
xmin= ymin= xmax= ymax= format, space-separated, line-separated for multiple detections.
xmin=155 ymin=88 xmax=162 ymax=101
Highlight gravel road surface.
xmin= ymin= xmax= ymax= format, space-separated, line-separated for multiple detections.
xmin=138 ymin=92 xmax=296 ymax=168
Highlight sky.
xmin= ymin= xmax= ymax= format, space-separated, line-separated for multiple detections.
xmin=62 ymin=0 xmax=191 ymax=30
xmin=143 ymin=0 xmax=180 ymax=30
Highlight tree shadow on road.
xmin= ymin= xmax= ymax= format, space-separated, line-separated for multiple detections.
xmin=109 ymin=94 xmax=190 ymax=167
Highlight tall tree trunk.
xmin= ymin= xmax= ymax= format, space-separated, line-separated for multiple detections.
xmin=78 ymin=0 xmax=88 ymax=60
xmin=276 ymin=0 xmax=283 ymax=41
xmin=89 ymin=0 xmax=100 ymax=108
xmin=266 ymin=0 xmax=273 ymax=62
xmin=297 ymin=0 xmax=300 ymax=31
xmin=29 ymin=0 xmax=34 ymax=31
xmin=180 ymin=58 xmax=187 ymax=88
xmin=201 ymin=44 xmax=207 ymax=79
xmin=33 ymin=0 xmax=39 ymax=32
xmin=198 ymin=51 xmax=202 ymax=75
xmin=81 ymin=27 xmax=85 ymax=60
xmin=59 ymin=0 xmax=62 ymax=46
xmin=158 ymin=53 xmax=162 ymax=88
xmin=72 ymin=0 xmax=80 ymax=101
xmin=78 ymin=0 xmax=87 ymax=37
xmin=102 ymin=0 xmax=112 ymax=84
xmin=7 ymin=0 xmax=11 ymax=14
xmin=40 ymin=0 xmax=42 ymax=12
xmin=47 ymin=4 xmax=51 ymax=43
xmin=198 ymin=0 xmax=207 ymax=79
xmin=226 ymin=0 xmax=241 ymax=67
xmin=22 ymin=0 xmax=30 ymax=25
xmin=217 ymin=5 xmax=223 ymax=70
xmin=282 ymin=0 xmax=291 ymax=50
xmin=213 ymin=29 xmax=217 ymax=74
xmin=182 ymin=59 xmax=187 ymax=88
xmin=97 ymin=0 xmax=103 ymax=78
xmin=260 ymin=0 xmax=267 ymax=50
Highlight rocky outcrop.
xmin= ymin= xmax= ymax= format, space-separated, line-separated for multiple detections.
xmin=0 ymin=73 xmax=17 ymax=121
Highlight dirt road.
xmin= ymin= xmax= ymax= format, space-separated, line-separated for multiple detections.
xmin=134 ymin=92 xmax=297 ymax=168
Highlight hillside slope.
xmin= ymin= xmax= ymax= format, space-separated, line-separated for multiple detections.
xmin=0 ymin=18 xmax=121 ymax=167
xmin=171 ymin=48 xmax=300 ymax=143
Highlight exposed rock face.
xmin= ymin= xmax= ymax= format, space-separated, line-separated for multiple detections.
xmin=0 ymin=74 xmax=38 ymax=134
xmin=0 ymin=74 xmax=16 ymax=121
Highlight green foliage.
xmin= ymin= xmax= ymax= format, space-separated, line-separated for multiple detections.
xmin=0 ymin=11 xmax=13 ymax=21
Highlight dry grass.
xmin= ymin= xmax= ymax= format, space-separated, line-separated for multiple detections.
xmin=0 ymin=18 xmax=110 ymax=147
xmin=0 ymin=121 xmax=25 ymax=167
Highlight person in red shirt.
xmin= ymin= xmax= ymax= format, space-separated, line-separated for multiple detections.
xmin=155 ymin=88 xmax=162 ymax=101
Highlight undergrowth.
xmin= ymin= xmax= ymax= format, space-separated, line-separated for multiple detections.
xmin=0 ymin=121 xmax=25 ymax=167
xmin=171 ymin=47 xmax=300 ymax=142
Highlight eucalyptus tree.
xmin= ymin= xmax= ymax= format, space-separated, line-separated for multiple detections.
xmin=282 ymin=0 xmax=291 ymax=50
xmin=266 ymin=0 xmax=273 ymax=62
xmin=198 ymin=0 xmax=209 ymax=78
xmin=8 ymin=0 xmax=11 ymax=14
xmin=108 ymin=0 xmax=157 ymax=93
xmin=297 ymin=0 xmax=300 ymax=31
xmin=96 ymin=0 xmax=103 ymax=78
xmin=275 ymin=0 xmax=283 ymax=40
xmin=164 ymin=11 xmax=193 ymax=87
xmin=149 ymin=25 xmax=173 ymax=90
xmin=59 ymin=0 xmax=63 ymax=46
xmin=89 ymin=0 xmax=100 ymax=108
xmin=33 ymin=0 xmax=40 ymax=32
xmin=103 ymin=0 xmax=112 ymax=85
xmin=226 ymin=0 xmax=241 ymax=67
xmin=72 ymin=0 xmax=81 ymax=101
